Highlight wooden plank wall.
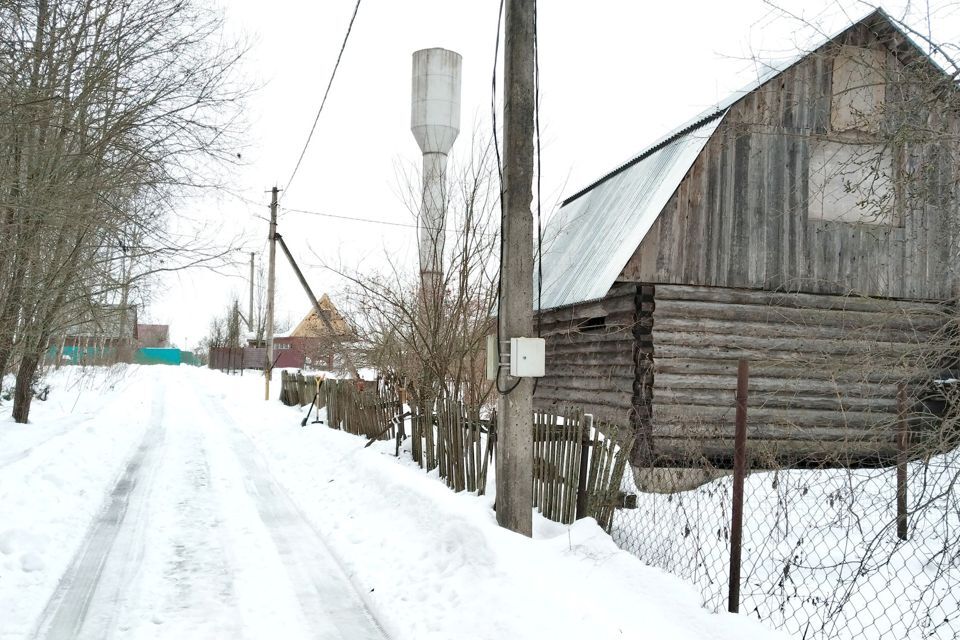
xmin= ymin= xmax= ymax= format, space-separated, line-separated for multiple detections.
xmin=619 ymin=22 xmax=958 ymax=301
xmin=533 ymin=284 xmax=636 ymax=425
xmin=648 ymin=284 xmax=946 ymax=468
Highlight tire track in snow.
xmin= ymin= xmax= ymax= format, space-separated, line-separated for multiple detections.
xmin=0 ymin=424 xmax=74 ymax=469
xmin=31 ymin=386 xmax=166 ymax=640
xmin=195 ymin=389 xmax=387 ymax=640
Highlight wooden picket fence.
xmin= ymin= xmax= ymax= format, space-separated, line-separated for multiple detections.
xmin=435 ymin=399 xmax=494 ymax=495
xmin=429 ymin=402 xmax=634 ymax=529
xmin=529 ymin=409 xmax=636 ymax=528
xmin=280 ymin=373 xmax=400 ymax=443
xmin=279 ymin=370 xmax=322 ymax=407
xmin=321 ymin=378 xmax=401 ymax=442
xmin=282 ymin=377 xmax=634 ymax=529
xmin=533 ymin=408 xmax=584 ymax=525
xmin=581 ymin=420 xmax=636 ymax=530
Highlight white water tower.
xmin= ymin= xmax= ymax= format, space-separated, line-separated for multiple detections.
xmin=411 ymin=48 xmax=462 ymax=287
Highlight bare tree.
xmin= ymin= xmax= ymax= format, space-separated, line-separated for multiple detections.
xmin=331 ymin=134 xmax=500 ymax=465
xmin=0 ymin=0 xmax=247 ymax=421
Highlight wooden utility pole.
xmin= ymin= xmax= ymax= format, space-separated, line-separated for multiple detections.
xmin=248 ymin=251 xmax=255 ymax=332
xmin=496 ymin=0 xmax=535 ymax=537
xmin=264 ymin=186 xmax=278 ymax=400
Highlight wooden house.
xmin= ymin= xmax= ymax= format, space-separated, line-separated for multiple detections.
xmin=246 ymin=294 xmax=355 ymax=371
xmin=535 ymin=9 xmax=958 ymax=471
xmin=137 ymin=324 xmax=170 ymax=348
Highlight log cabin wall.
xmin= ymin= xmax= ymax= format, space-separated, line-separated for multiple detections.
xmin=619 ymin=22 xmax=959 ymax=301
xmin=647 ymin=283 xmax=946 ymax=468
xmin=535 ymin=17 xmax=958 ymax=472
xmin=533 ymin=284 xmax=637 ymax=426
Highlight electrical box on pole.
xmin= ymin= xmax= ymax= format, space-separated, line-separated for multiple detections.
xmin=487 ymin=335 xmax=545 ymax=380
xmin=509 ymin=338 xmax=545 ymax=378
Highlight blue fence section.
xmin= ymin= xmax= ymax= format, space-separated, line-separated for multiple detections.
xmin=47 ymin=346 xmax=199 ymax=366
xmin=134 ymin=348 xmax=182 ymax=365
xmin=52 ymin=345 xmax=114 ymax=364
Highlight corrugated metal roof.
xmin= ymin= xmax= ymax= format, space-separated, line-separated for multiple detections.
xmin=536 ymin=34 xmax=798 ymax=312
xmin=538 ymin=114 xmax=724 ymax=311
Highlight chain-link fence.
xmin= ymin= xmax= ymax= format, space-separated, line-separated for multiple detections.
xmin=612 ymin=432 xmax=960 ymax=639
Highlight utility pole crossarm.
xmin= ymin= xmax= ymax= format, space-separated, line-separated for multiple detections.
xmin=274 ymin=233 xmax=362 ymax=380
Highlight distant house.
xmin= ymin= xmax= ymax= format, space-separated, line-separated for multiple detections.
xmin=137 ymin=324 xmax=170 ymax=348
xmin=283 ymin=294 xmax=355 ymax=368
xmin=247 ymin=294 xmax=354 ymax=370
xmin=535 ymin=10 xmax=957 ymax=471
xmin=62 ymin=304 xmax=137 ymax=347
xmin=56 ymin=304 xmax=138 ymax=364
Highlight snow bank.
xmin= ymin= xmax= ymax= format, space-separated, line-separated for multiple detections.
xmin=0 ymin=365 xmax=159 ymax=637
xmin=197 ymin=368 xmax=783 ymax=640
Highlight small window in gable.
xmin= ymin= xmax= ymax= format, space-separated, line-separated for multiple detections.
xmin=808 ymin=139 xmax=899 ymax=226
xmin=579 ymin=316 xmax=606 ymax=333
xmin=831 ymin=45 xmax=886 ymax=133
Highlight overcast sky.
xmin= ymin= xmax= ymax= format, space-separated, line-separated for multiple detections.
xmin=148 ymin=0 xmax=960 ymax=349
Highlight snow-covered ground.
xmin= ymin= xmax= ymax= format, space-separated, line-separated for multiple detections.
xmin=2 ymin=365 xmax=781 ymax=639
xmin=613 ymin=448 xmax=960 ymax=639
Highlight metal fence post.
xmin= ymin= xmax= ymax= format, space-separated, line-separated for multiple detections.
xmin=897 ymin=382 xmax=909 ymax=541
xmin=728 ymin=358 xmax=749 ymax=614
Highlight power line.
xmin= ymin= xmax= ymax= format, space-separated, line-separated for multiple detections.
xmin=284 ymin=206 xmax=421 ymax=230
xmin=218 ymin=187 xmax=270 ymax=209
xmin=283 ymin=206 xmax=498 ymax=236
xmin=281 ymin=0 xmax=363 ymax=199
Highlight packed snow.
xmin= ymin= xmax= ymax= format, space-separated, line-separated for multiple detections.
xmin=1 ymin=365 xmax=782 ymax=639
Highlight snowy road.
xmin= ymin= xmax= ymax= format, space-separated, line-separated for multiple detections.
xmin=4 ymin=365 xmax=783 ymax=640
xmin=27 ymin=373 xmax=385 ymax=640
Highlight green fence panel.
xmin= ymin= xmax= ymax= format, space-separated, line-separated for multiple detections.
xmin=48 ymin=345 xmax=116 ymax=364
xmin=45 ymin=346 xmax=198 ymax=366
xmin=134 ymin=348 xmax=182 ymax=365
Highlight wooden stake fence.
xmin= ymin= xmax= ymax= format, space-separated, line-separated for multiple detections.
xmin=582 ymin=419 xmax=636 ymax=530
xmin=533 ymin=408 xmax=584 ymax=524
xmin=436 ymin=399 xmax=492 ymax=494
xmin=281 ymin=380 xmax=634 ymax=528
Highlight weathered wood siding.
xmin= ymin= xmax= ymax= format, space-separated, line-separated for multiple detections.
xmin=533 ymin=284 xmax=636 ymax=425
xmin=620 ymin=23 xmax=958 ymax=300
xmin=647 ymin=284 xmax=946 ymax=468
